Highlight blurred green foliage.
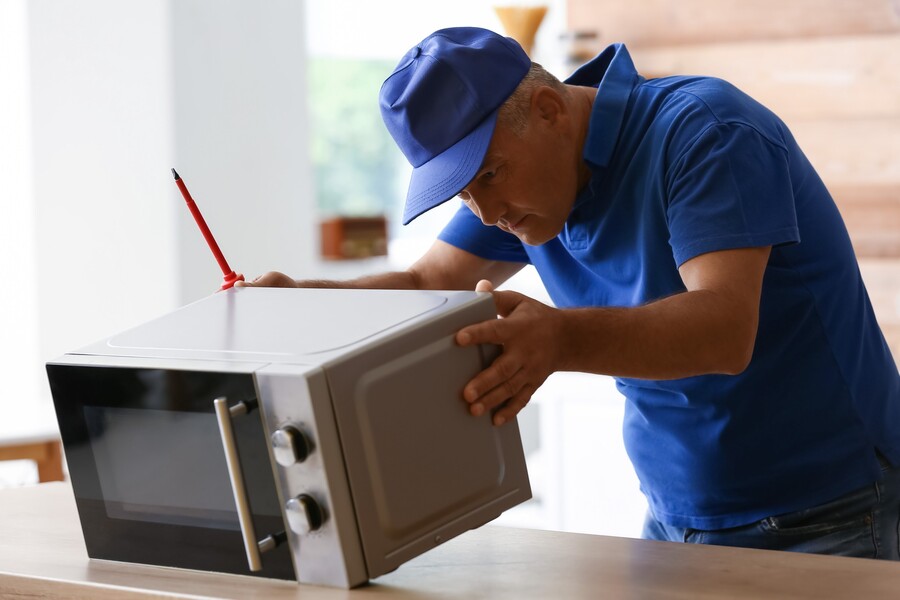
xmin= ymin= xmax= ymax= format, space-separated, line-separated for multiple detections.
xmin=308 ymin=57 xmax=404 ymax=217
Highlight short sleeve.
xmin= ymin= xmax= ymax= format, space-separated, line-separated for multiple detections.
xmin=666 ymin=122 xmax=800 ymax=266
xmin=437 ymin=204 xmax=530 ymax=264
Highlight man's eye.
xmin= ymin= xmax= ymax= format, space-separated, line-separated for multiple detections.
xmin=481 ymin=170 xmax=496 ymax=180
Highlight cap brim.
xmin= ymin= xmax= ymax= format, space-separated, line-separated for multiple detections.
xmin=402 ymin=110 xmax=499 ymax=225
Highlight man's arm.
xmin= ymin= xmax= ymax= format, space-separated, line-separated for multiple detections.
xmin=238 ymin=239 xmax=526 ymax=291
xmin=457 ymin=246 xmax=771 ymax=425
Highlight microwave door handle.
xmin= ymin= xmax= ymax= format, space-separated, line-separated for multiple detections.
xmin=214 ymin=397 xmax=264 ymax=572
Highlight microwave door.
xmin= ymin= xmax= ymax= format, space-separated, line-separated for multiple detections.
xmin=46 ymin=363 xmax=296 ymax=580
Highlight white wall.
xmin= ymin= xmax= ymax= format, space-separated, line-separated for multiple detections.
xmin=0 ymin=0 xmax=42 ymax=426
xmin=14 ymin=0 xmax=314 ymax=418
xmin=171 ymin=1 xmax=314 ymax=303
xmin=28 ymin=0 xmax=178 ymax=373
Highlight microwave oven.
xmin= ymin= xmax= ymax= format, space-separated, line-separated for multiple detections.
xmin=46 ymin=287 xmax=531 ymax=588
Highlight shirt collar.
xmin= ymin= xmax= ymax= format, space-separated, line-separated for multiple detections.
xmin=565 ymin=43 xmax=641 ymax=170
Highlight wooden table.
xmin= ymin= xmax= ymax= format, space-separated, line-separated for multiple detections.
xmin=1 ymin=483 xmax=899 ymax=599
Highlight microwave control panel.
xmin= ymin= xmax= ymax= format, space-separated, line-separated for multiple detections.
xmin=271 ymin=425 xmax=324 ymax=534
xmin=255 ymin=364 xmax=368 ymax=588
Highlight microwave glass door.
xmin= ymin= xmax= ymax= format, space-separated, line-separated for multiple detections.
xmin=47 ymin=364 xmax=295 ymax=580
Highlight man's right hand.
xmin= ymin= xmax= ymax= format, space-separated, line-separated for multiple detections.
xmin=234 ymin=271 xmax=298 ymax=288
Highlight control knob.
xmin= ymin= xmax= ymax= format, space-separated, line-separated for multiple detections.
xmin=285 ymin=494 xmax=324 ymax=535
xmin=271 ymin=425 xmax=312 ymax=466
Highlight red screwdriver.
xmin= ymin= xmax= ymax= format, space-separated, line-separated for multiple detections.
xmin=172 ymin=168 xmax=244 ymax=290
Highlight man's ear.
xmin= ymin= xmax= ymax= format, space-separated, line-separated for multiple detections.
xmin=530 ymin=86 xmax=566 ymax=125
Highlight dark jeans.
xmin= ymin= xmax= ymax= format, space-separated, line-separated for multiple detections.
xmin=642 ymin=456 xmax=900 ymax=559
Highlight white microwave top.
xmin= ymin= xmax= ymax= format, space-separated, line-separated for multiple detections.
xmin=73 ymin=287 xmax=483 ymax=366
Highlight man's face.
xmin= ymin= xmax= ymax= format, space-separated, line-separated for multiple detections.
xmin=456 ymin=102 xmax=582 ymax=246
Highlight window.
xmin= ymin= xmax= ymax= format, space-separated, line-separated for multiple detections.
xmin=308 ymin=57 xmax=403 ymax=220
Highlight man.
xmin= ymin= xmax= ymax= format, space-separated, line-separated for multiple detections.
xmin=241 ymin=27 xmax=900 ymax=558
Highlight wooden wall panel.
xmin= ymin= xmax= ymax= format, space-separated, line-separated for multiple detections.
xmin=824 ymin=185 xmax=900 ymax=258
xmin=566 ymin=0 xmax=900 ymax=259
xmin=790 ymin=119 xmax=900 ymax=186
xmin=567 ymin=0 xmax=900 ymax=47
xmin=630 ymin=36 xmax=900 ymax=120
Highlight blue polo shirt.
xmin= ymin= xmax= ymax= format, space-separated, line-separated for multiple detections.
xmin=438 ymin=44 xmax=900 ymax=529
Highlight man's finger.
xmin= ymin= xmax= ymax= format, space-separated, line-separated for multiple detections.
xmin=462 ymin=353 xmax=521 ymax=403
xmin=456 ymin=318 xmax=505 ymax=346
xmin=492 ymin=386 xmax=535 ymax=426
xmin=466 ymin=364 xmax=529 ymax=412
xmin=475 ymin=279 xmax=494 ymax=293
xmin=491 ymin=290 xmax=525 ymax=317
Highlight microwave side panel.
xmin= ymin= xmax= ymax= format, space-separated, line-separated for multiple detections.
xmin=254 ymin=365 xmax=368 ymax=588
xmin=326 ymin=294 xmax=532 ymax=578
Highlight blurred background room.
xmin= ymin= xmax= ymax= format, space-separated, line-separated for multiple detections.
xmin=1 ymin=0 xmax=897 ymax=540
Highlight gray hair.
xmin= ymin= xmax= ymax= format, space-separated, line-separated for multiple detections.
xmin=497 ymin=62 xmax=569 ymax=136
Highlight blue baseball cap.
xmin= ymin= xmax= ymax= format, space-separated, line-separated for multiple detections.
xmin=380 ymin=27 xmax=531 ymax=225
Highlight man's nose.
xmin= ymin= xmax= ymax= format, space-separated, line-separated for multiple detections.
xmin=471 ymin=197 xmax=504 ymax=226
